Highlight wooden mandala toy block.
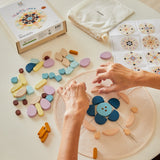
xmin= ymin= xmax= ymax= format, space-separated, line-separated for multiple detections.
xmin=0 ymin=0 xmax=67 ymax=54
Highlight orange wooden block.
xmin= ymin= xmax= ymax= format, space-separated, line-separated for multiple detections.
xmin=130 ymin=107 xmax=138 ymax=113
xmin=94 ymin=131 xmax=100 ymax=140
xmin=41 ymin=132 xmax=48 ymax=143
xmin=45 ymin=122 xmax=51 ymax=132
xmin=39 ymin=126 xmax=46 ymax=138
xmin=69 ymin=50 xmax=78 ymax=55
xmin=93 ymin=147 xmax=97 ymax=159
xmin=38 ymin=126 xmax=45 ymax=135
xmin=123 ymin=128 xmax=131 ymax=136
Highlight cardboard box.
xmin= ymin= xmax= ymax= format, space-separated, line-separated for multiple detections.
xmin=0 ymin=0 xmax=67 ymax=54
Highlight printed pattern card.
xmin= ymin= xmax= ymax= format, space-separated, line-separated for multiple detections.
xmin=109 ymin=19 xmax=160 ymax=75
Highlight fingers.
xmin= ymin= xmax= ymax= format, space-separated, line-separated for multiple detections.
xmin=78 ymin=82 xmax=87 ymax=91
xmin=93 ymin=63 xmax=113 ymax=84
xmin=100 ymin=62 xmax=113 ymax=67
xmin=69 ymin=80 xmax=86 ymax=91
xmin=57 ymin=87 xmax=64 ymax=95
xmin=58 ymin=80 xmax=77 ymax=95
xmin=82 ymin=82 xmax=87 ymax=91
xmin=96 ymin=67 xmax=106 ymax=75
xmin=92 ymin=72 xmax=109 ymax=83
xmin=98 ymin=85 xmax=118 ymax=94
xmin=91 ymin=85 xmax=105 ymax=93
xmin=69 ymin=80 xmax=77 ymax=88
xmin=59 ymin=81 xmax=86 ymax=94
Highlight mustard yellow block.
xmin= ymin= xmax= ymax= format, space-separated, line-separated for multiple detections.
xmin=35 ymin=79 xmax=47 ymax=89
xmin=33 ymin=61 xmax=44 ymax=72
xmin=19 ymin=74 xmax=27 ymax=85
xmin=35 ymin=103 xmax=44 ymax=116
xmin=11 ymin=82 xmax=23 ymax=93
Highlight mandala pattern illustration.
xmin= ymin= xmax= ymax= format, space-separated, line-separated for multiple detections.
xmin=142 ymin=35 xmax=159 ymax=49
xmin=139 ymin=23 xmax=155 ymax=34
xmin=119 ymin=24 xmax=135 ymax=35
xmin=131 ymin=66 xmax=141 ymax=71
xmin=146 ymin=51 xmax=160 ymax=65
xmin=124 ymin=52 xmax=143 ymax=66
xmin=121 ymin=37 xmax=138 ymax=50
xmin=152 ymin=66 xmax=160 ymax=75
xmin=15 ymin=9 xmax=47 ymax=30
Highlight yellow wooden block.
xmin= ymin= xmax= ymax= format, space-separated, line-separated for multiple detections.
xmin=35 ymin=103 xmax=44 ymax=117
xmin=19 ymin=74 xmax=27 ymax=85
xmin=11 ymin=82 xmax=23 ymax=93
xmin=35 ymin=79 xmax=47 ymax=89
xmin=33 ymin=61 xmax=44 ymax=72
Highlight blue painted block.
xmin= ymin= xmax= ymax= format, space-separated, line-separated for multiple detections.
xmin=55 ymin=75 xmax=62 ymax=82
xmin=42 ymin=73 xmax=49 ymax=79
xmin=58 ymin=68 xmax=66 ymax=75
xmin=30 ymin=58 xmax=40 ymax=64
xmin=26 ymin=85 xmax=34 ymax=95
xmin=108 ymin=98 xmax=120 ymax=109
xmin=66 ymin=54 xmax=74 ymax=62
xmin=25 ymin=63 xmax=36 ymax=73
xmin=11 ymin=77 xmax=18 ymax=84
xmin=96 ymin=102 xmax=112 ymax=117
xmin=65 ymin=66 xmax=74 ymax=75
xmin=92 ymin=96 xmax=104 ymax=105
xmin=87 ymin=105 xmax=95 ymax=116
xmin=95 ymin=113 xmax=107 ymax=125
xmin=108 ymin=110 xmax=119 ymax=121
xmin=46 ymin=95 xmax=54 ymax=102
xmin=16 ymin=95 xmax=26 ymax=101
xmin=70 ymin=61 xmax=79 ymax=68
xmin=49 ymin=72 xmax=55 ymax=79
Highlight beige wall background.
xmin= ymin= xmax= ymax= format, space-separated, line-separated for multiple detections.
xmin=140 ymin=0 xmax=160 ymax=13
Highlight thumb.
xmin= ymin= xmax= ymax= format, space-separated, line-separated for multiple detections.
xmin=98 ymin=84 xmax=118 ymax=94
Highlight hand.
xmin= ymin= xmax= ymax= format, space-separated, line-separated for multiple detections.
xmin=57 ymin=80 xmax=90 ymax=124
xmin=92 ymin=63 xmax=138 ymax=93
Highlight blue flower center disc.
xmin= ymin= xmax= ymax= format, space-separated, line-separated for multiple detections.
xmin=27 ymin=16 xmax=33 ymax=21
xmin=96 ymin=102 xmax=112 ymax=117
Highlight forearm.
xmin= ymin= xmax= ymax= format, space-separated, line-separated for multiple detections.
xmin=132 ymin=70 xmax=160 ymax=89
xmin=57 ymin=114 xmax=81 ymax=160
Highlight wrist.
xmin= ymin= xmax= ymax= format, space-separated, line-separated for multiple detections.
xmin=131 ymin=70 xmax=160 ymax=88
xmin=131 ymin=70 xmax=145 ymax=87
xmin=64 ymin=111 xmax=83 ymax=127
xmin=64 ymin=102 xmax=86 ymax=125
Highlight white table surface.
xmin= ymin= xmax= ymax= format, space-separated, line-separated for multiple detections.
xmin=0 ymin=0 xmax=160 ymax=160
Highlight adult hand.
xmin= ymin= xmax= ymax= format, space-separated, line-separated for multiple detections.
xmin=58 ymin=80 xmax=90 ymax=124
xmin=92 ymin=63 xmax=138 ymax=93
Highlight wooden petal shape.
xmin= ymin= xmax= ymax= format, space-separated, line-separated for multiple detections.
xmin=102 ymin=128 xmax=119 ymax=136
xmin=117 ymin=92 xmax=129 ymax=104
xmin=83 ymin=119 xmax=96 ymax=132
